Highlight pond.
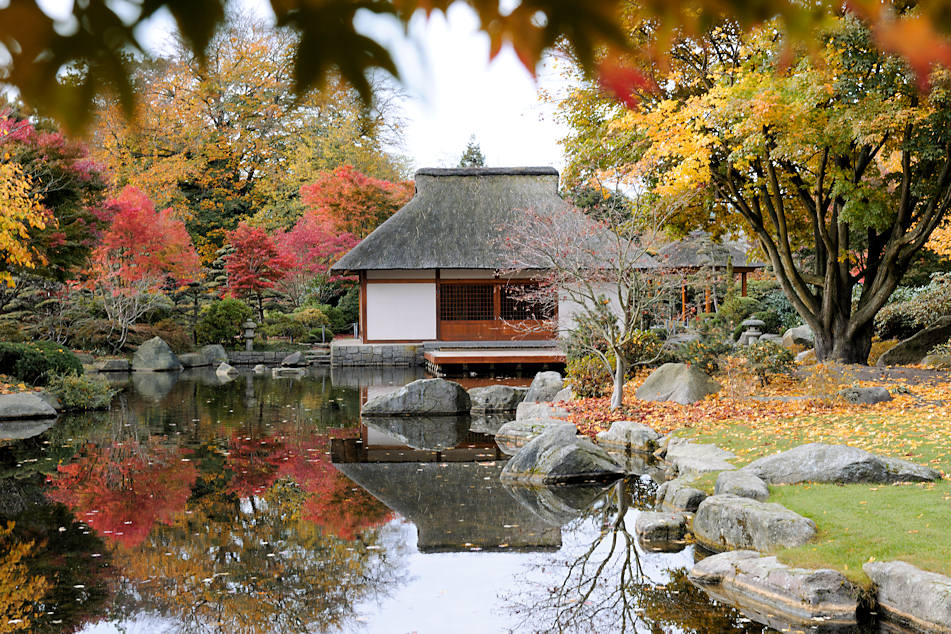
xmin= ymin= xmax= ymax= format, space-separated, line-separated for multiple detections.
xmin=0 ymin=368 xmax=877 ymax=633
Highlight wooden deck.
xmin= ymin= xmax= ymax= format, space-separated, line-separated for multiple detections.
xmin=424 ymin=347 xmax=565 ymax=377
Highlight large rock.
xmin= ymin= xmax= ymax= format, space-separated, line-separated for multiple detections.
xmin=863 ymin=560 xmax=951 ymax=632
xmin=272 ymin=367 xmax=306 ymax=379
xmin=95 ymin=357 xmax=131 ymax=372
xmin=922 ymin=353 xmax=951 ymax=369
xmin=0 ymin=392 xmax=57 ymax=420
xmin=715 ymin=470 xmax=770 ymax=501
xmin=690 ymin=551 xmax=861 ymax=628
xmin=495 ymin=419 xmax=577 ymax=455
xmin=468 ymin=385 xmax=528 ymax=412
xmin=635 ymin=511 xmax=687 ymax=551
xmin=361 ymin=378 xmax=471 ymax=416
xmin=132 ymin=337 xmax=183 ymax=372
xmin=664 ymin=437 xmax=736 ymax=478
xmin=364 ymin=415 xmax=471 ymax=451
xmin=281 ymin=351 xmax=306 ymax=367
xmin=551 ymin=387 xmax=573 ymax=402
xmin=516 ymin=401 xmax=570 ymax=421
xmin=523 ymin=371 xmax=564 ymax=403
xmin=782 ymin=324 xmax=815 ymax=348
xmin=742 ymin=443 xmax=941 ymax=485
xmin=501 ymin=426 xmax=624 ymax=485
xmin=878 ymin=315 xmax=951 ymax=366
xmin=838 ymin=386 xmax=892 ymax=404
xmin=216 ymin=362 xmax=238 ymax=378
xmin=635 ymin=363 xmax=720 ymax=405
xmin=596 ymin=420 xmax=661 ymax=454
xmin=178 ymin=352 xmax=209 ymax=368
xmin=200 ymin=344 xmax=228 ymax=365
xmin=655 ymin=478 xmax=707 ymax=513
xmin=693 ymin=494 xmax=817 ymax=553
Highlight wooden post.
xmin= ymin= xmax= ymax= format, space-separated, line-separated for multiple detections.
xmin=681 ymin=282 xmax=687 ymax=322
xmin=741 ymin=271 xmax=748 ymax=297
xmin=704 ymin=287 xmax=711 ymax=313
xmin=435 ymin=268 xmax=441 ymax=341
xmin=359 ymin=271 xmax=367 ymax=342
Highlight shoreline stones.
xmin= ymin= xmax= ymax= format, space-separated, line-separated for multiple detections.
xmin=655 ymin=478 xmax=707 ymax=513
xmin=693 ymin=494 xmax=816 ymax=553
xmin=596 ymin=420 xmax=661 ymax=454
xmin=95 ymin=358 xmax=131 ymax=372
xmin=663 ymin=437 xmax=736 ymax=478
xmin=523 ymin=371 xmax=564 ymax=403
xmin=635 ymin=363 xmax=720 ymax=405
xmin=742 ymin=443 xmax=941 ymax=485
xmin=501 ymin=427 xmax=624 ymax=485
xmin=0 ymin=392 xmax=58 ymax=420
xmin=362 ymin=378 xmax=471 ymax=416
xmin=864 ymin=560 xmax=951 ymax=632
xmin=690 ymin=551 xmax=861 ymax=628
xmin=635 ymin=511 xmax=687 ymax=551
xmin=132 ymin=337 xmax=183 ymax=372
xmin=715 ymin=470 xmax=769 ymax=501
xmin=495 ymin=420 xmax=577 ymax=456
xmin=468 ymin=385 xmax=528 ymax=412
xmin=516 ymin=400 xmax=570 ymax=421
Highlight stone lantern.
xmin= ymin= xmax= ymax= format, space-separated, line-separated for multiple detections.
xmin=242 ymin=320 xmax=257 ymax=351
xmin=738 ymin=318 xmax=766 ymax=346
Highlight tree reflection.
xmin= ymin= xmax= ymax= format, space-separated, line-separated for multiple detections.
xmin=506 ymin=478 xmax=765 ymax=633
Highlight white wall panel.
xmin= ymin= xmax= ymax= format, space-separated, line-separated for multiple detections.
xmin=366 ymin=283 xmax=437 ymax=340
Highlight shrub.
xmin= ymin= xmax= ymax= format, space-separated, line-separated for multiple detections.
xmin=732 ymin=309 xmax=782 ymax=340
xmin=261 ymin=311 xmax=308 ymax=342
xmin=566 ymin=355 xmax=612 ymax=398
xmin=0 ymin=341 xmax=83 ymax=385
xmin=196 ymin=299 xmax=253 ymax=346
xmin=930 ymin=340 xmax=951 ymax=356
xmin=130 ymin=318 xmax=194 ymax=352
xmin=313 ymin=304 xmax=351 ymax=334
xmin=874 ymin=273 xmax=951 ymax=340
xmin=337 ymin=285 xmax=359 ymax=326
xmin=748 ymin=280 xmax=802 ymax=331
xmin=718 ymin=295 xmax=762 ymax=329
xmin=46 ymin=373 xmax=116 ymax=410
xmin=665 ymin=339 xmax=730 ymax=374
xmin=742 ymin=340 xmax=795 ymax=386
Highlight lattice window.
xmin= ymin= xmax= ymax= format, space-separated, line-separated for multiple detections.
xmin=439 ymin=284 xmax=494 ymax=321
xmin=500 ymin=284 xmax=553 ymax=320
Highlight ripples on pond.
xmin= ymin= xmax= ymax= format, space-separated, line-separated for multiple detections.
xmin=0 ymin=367 xmax=804 ymax=633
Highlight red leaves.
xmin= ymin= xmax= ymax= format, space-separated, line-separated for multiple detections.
xmin=223 ymin=222 xmax=291 ymax=300
xmin=300 ymin=164 xmax=412 ymax=239
xmin=597 ymin=59 xmax=655 ymax=110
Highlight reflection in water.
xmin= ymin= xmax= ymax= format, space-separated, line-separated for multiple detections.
xmin=362 ymin=415 xmax=472 ymax=451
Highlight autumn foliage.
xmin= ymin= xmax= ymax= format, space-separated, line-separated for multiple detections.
xmin=223 ymin=222 xmax=291 ymax=317
xmin=301 ymin=165 xmax=412 ymax=238
xmin=273 ymin=215 xmax=359 ymax=306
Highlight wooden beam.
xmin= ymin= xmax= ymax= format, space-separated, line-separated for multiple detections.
xmin=741 ymin=271 xmax=748 ymax=297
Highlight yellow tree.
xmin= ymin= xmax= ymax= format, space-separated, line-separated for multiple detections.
xmin=0 ymin=522 xmax=51 ymax=633
xmin=0 ymin=160 xmax=47 ymax=285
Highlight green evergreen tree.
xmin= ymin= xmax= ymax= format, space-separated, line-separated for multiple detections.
xmin=458 ymin=136 xmax=486 ymax=167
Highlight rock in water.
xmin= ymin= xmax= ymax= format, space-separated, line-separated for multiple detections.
xmin=635 ymin=511 xmax=687 ymax=551
xmin=200 ymin=344 xmax=228 ymax=365
xmin=501 ymin=427 xmax=624 ymax=485
xmin=468 ymin=385 xmax=528 ymax=411
xmin=635 ymin=363 xmax=720 ymax=405
xmin=0 ymin=393 xmax=58 ymax=420
xmin=715 ymin=470 xmax=770 ymax=501
xmin=664 ymin=437 xmax=736 ymax=477
xmin=690 ymin=551 xmax=861 ymax=628
xmin=252 ymin=364 xmax=267 ymax=374
xmin=596 ymin=420 xmax=661 ymax=454
xmin=362 ymin=378 xmax=471 ymax=416
xmin=837 ymin=386 xmax=892 ymax=404
xmin=877 ymin=315 xmax=951 ymax=366
xmin=132 ymin=337 xmax=183 ymax=372
xmin=516 ymin=401 xmax=570 ymax=421
xmin=281 ymin=351 xmax=306 ymax=367
xmin=693 ymin=494 xmax=816 ymax=552
xmin=216 ymin=362 xmax=238 ymax=378
xmin=523 ymin=371 xmax=564 ymax=403
xmin=178 ymin=352 xmax=209 ymax=368
xmin=782 ymin=325 xmax=815 ymax=348
xmin=495 ymin=419 xmax=577 ymax=455
xmin=95 ymin=358 xmax=131 ymax=372
xmin=863 ymin=560 xmax=951 ymax=632
xmin=742 ymin=443 xmax=940 ymax=484
xmin=655 ymin=478 xmax=707 ymax=513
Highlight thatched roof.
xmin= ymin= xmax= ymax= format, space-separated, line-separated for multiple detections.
xmin=331 ymin=167 xmax=573 ymax=272
xmin=657 ymin=230 xmax=766 ymax=270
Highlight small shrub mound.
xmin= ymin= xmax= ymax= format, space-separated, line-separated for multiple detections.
xmin=46 ymin=373 xmax=117 ymax=411
xmin=0 ymin=342 xmax=83 ymax=385
xmin=566 ymin=356 xmax=612 ymax=398
xmin=665 ymin=339 xmax=731 ymax=374
xmin=197 ymin=299 xmax=253 ymax=346
xmin=742 ymin=340 xmax=795 ymax=386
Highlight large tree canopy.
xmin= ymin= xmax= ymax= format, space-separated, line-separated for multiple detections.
xmin=3 ymin=1 xmax=951 ymax=129
xmin=564 ymin=15 xmax=951 ymax=363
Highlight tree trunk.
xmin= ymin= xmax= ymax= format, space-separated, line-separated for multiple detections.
xmin=813 ymin=316 xmax=874 ymax=364
xmin=610 ymin=355 xmax=628 ymax=410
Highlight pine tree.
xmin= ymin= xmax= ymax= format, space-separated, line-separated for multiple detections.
xmin=458 ymin=136 xmax=486 ymax=167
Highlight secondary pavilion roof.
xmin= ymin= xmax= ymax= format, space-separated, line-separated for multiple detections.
xmin=657 ymin=230 xmax=766 ymax=271
xmin=331 ymin=166 xmax=658 ymax=273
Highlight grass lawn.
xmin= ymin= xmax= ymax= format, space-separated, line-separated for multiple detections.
xmin=567 ymin=367 xmax=951 ymax=582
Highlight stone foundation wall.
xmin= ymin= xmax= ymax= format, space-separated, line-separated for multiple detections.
xmin=330 ymin=342 xmax=424 ymax=367
xmin=227 ymin=351 xmax=287 ymax=365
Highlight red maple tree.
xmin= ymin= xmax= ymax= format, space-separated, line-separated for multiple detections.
xmin=273 ymin=215 xmax=359 ymax=306
xmin=223 ymin=222 xmax=291 ymax=320
xmin=300 ymin=164 xmax=412 ymax=238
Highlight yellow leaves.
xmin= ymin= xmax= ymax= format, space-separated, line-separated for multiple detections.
xmin=0 ymin=522 xmax=51 ymax=633
xmin=0 ymin=161 xmax=47 ymax=285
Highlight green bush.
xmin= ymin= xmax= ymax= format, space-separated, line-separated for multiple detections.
xmin=0 ymin=341 xmax=82 ymax=385
xmin=566 ymin=355 xmax=612 ymax=398
xmin=196 ymin=299 xmax=253 ymax=346
xmin=875 ymin=274 xmax=951 ymax=341
xmin=313 ymin=304 xmax=351 ymax=334
xmin=665 ymin=339 xmax=730 ymax=374
xmin=46 ymin=373 xmax=116 ymax=410
xmin=261 ymin=311 xmax=308 ymax=342
xmin=337 ymin=285 xmax=359 ymax=326
xmin=743 ymin=340 xmax=795 ymax=386
xmin=732 ymin=309 xmax=782 ymax=340
xmin=719 ymin=295 xmax=763 ymax=329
